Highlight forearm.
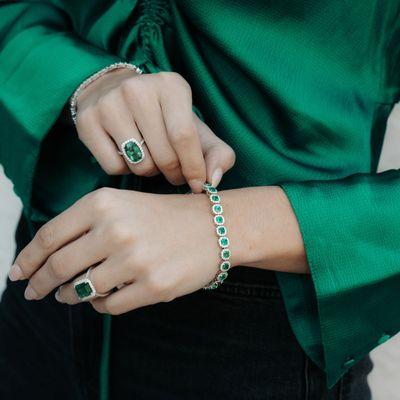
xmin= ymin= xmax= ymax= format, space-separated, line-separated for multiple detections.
xmin=221 ymin=186 xmax=309 ymax=274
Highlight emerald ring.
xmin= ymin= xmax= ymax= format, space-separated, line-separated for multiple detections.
xmin=73 ymin=267 xmax=110 ymax=301
xmin=118 ymin=138 xmax=145 ymax=164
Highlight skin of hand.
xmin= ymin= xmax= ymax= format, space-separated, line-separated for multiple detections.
xmin=75 ymin=69 xmax=236 ymax=192
xmin=9 ymin=186 xmax=308 ymax=315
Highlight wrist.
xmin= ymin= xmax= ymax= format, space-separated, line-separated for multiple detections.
xmin=70 ymin=62 xmax=142 ymax=124
xmin=220 ymin=186 xmax=308 ymax=273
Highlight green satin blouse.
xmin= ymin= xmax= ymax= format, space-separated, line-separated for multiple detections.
xmin=1 ymin=0 xmax=400 ymax=394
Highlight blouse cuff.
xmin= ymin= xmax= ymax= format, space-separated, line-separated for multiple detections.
xmin=277 ymin=169 xmax=400 ymax=387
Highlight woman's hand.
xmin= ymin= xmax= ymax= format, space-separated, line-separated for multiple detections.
xmin=10 ymin=188 xmax=227 ymax=314
xmin=75 ymin=69 xmax=235 ymax=192
xmin=9 ymin=186 xmax=308 ymax=315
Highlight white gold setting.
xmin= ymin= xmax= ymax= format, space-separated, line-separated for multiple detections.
xmin=119 ymin=138 xmax=146 ymax=164
xmin=73 ymin=267 xmax=110 ymax=301
xmin=201 ymin=183 xmax=232 ymax=290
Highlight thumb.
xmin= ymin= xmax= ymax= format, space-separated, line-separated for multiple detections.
xmin=194 ymin=115 xmax=236 ymax=187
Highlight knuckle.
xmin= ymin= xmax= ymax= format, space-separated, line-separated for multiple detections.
xmin=36 ymin=225 xmax=54 ymax=250
xmin=93 ymin=279 xmax=109 ymax=295
xmin=182 ymin=163 xmax=204 ymax=180
xmin=165 ymin=174 xmax=186 ymax=186
xmin=90 ymin=188 xmax=116 ymax=213
xmin=48 ymin=254 xmax=66 ymax=280
xmin=158 ymin=72 xmax=190 ymax=90
xmin=157 ymin=157 xmax=180 ymax=172
xmin=121 ymin=78 xmax=140 ymax=97
xmin=97 ymin=96 xmax=113 ymax=113
xmin=107 ymin=223 xmax=133 ymax=245
xmin=103 ymin=298 xmax=122 ymax=315
xmin=142 ymin=167 xmax=160 ymax=177
xmin=130 ymin=160 xmax=157 ymax=177
xmin=223 ymin=146 xmax=236 ymax=167
xmin=146 ymin=275 xmax=170 ymax=299
xmin=75 ymin=108 xmax=94 ymax=133
xmin=162 ymin=293 xmax=177 ymax=303
xmin=102 ymin=161 xmax=128 ymax=176
xmin=169 ymin=124 xmax=196 ymax=146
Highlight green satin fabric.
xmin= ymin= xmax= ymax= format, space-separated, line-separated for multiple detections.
xmin=1 ymin=0 xmax=400 ymax=390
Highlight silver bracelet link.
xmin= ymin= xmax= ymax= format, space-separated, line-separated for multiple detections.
xmin=202 ymin=183 xmax=232 ymax=290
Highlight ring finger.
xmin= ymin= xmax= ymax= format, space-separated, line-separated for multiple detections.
xmin=99 ymin=94 xmax=158 ymax=176
xmin=55 ymin=254 xmax=136 ymax=305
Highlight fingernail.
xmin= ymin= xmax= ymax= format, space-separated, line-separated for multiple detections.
xmin=55 ymin=287 xmax=63 ymax=303
xmin=24 ymin=285 xmax=38 ymax=300
xmin=8 ymin=264 xmax=23 ymax=281
xmin=211 ymin=168 xmax=223 ymax=187
xmin=188 ymin=179 xmax=204 ymax=193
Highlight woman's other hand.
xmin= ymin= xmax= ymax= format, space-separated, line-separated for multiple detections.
xmin=75 ymin=69 xmax=235 ymax=192
xmin=11 ymin=188 xmax=227 ymax=313
xmin=10 ymin=184 xmax=308 ymax=314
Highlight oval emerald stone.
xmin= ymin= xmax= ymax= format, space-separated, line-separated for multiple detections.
xmin=123 ymin=140 xmax=144 ymax=163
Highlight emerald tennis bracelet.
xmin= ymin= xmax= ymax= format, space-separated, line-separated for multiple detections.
xmin=202 ymin=183 xmax=232 ymax=290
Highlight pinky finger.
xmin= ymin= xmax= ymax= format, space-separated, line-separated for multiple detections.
xmin=91 ymin=282 xmax=156 ymax=315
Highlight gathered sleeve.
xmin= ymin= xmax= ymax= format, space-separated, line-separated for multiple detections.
xmin=277 ymin=163 xmax=400 ymax=387
xmin=0 ymin=1 xmax=122 ymax=216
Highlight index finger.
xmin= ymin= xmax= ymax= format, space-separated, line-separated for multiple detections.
xmin=11 ymin=196 xmax=92 ymax=281
xmin=160 ymin=86 xmax=206 ymax=193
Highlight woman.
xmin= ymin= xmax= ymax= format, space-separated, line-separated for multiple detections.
xmin=0 ymin=1 xmax=398 ymax=399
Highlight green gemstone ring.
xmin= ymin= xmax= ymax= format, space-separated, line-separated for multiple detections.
xmin=73 ymin=267 xmax=110 ymax=301
xmin=119 ymin=138 xmax=145 ymax=164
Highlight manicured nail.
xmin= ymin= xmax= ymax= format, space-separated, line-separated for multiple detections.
xmin=211 ymin=168 xmax=223 ymax=187
xmin=188 ymin=179 xmax=204 ymax=193
xmin=55 ymin=287 xmax=63 ymax=303
xmin=8 ymin=264 xmax=23 ymax=281
xmin=24 ymin=285 xmax=38 ymax=300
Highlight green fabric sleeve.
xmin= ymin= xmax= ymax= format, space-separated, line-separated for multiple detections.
xmin=0 ymin=1 xmax=122 ymax=216
xmin=277 ymin=167 xmax=400 ymax=388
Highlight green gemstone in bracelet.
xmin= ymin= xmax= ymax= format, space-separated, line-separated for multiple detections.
xmin=214 ymin=215 xmax=225 ymax=225
xmin=217 ymin=272 xmax=228 ymax=282
xmin=210 ymin=282 xmax=219 ymax=289
xmin=206 ymin=186 xmax=217 ymax=194
xmin=210 ymin=194 xmax=220 ymax=203
xmin=219 ymin=236 xmax=230 ymax=248
xmin=216 ymin=226 xmax=227 ymax=236
xmin=212 ymin=204 xmax=223 ymax=214
xmin=221 ymin=249 xmax=231 ymax=260
xmin=220 ymin=261 xmax=231 ymax=271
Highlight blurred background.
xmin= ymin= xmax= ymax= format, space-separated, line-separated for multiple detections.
xmin=1 ymin=105 xmax=400 ymax=398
